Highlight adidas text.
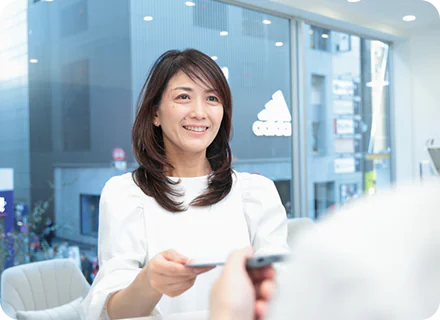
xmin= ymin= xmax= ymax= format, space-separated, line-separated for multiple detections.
xmin=252 ymin=121 xmax=292 ymax=137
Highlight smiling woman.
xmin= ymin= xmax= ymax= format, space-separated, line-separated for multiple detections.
xmin=132 ymin=49 xmax=232 ymax=213
xmin=81 ymin=49 xmax=289 ymax=319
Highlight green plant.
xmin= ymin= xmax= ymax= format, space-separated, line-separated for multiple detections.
xmin=0 ymin=178 xmax=77 ymax=272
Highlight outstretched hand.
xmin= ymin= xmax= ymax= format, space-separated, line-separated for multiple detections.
xmin=210 ymin=247 xmax=277 ymax=320
xmin=146 ymin=249 xmax=215 ymax=297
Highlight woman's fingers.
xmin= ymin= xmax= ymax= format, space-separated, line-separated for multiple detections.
xmin=162 ymin=249 xmax=190 ymax=264
xmin=167 ymin=277 xmax=196 ymax=289
xmin=150 ymin=258 xmax=194 ymax=276
xmin=147 ymin=250 xmax=216 ymax=297
xmin=152 ymin=266 xmax=215 ymax=286
xmin=164 ymin=278 xmax=197 ymax=297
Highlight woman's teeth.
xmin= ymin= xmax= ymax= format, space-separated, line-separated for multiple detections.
xmin=184 ymin=126 xmax=208 ymax=132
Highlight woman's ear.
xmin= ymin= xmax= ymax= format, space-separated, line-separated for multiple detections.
xmin=153 ymin=110 xmax=160 ymax=127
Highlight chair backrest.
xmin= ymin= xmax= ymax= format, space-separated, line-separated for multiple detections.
xmin=1 ymin=258 xmax=90 ymax=318
xmin=287 ymin=218 xmax=314 ymax=247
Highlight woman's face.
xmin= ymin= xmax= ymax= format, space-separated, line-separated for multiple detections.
xmin=154 ymin=71 xmax=224 ymax=156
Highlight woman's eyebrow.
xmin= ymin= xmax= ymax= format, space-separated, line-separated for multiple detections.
xmin=173 ymin=86 xmax=193 ymax=91
xmin=173 ymin=87 xmax=217 ymax=94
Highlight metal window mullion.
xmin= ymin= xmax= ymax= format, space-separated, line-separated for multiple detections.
xmin=291 ymin=19 xmax=308 ymax=218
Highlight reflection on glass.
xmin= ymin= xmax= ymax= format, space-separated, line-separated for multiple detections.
xmin=306 ymin=24 xmax=392 ymax=219
xmin=0 ymin=0 xmax=294 ymax=262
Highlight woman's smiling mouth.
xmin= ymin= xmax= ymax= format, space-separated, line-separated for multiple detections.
xmin=183 ymin=125 xmax=209 ymax=133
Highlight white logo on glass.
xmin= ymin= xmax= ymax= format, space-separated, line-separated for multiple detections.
xmin=0 ymin=197 xmax=7 ymax=213
xmin=252 ymin=90 xmax=292 ymax=137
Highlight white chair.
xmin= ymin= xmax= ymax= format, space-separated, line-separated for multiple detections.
xmin=1 ymin=258 xmax=90 ymax=319
xmin=287 ymin=217 xmax=314 ymax=247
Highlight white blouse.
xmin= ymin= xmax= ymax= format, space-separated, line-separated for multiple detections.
xmin=81 ymin=170 xmax=288 ymax=319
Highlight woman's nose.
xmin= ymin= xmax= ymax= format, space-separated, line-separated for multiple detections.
xmin=190 ymin=99 xmax=207 ymax=119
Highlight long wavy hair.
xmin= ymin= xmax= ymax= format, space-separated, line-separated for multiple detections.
xmin=132 ymin=49 xmax=233 ymax=213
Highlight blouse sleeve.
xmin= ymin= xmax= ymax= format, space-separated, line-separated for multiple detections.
xmin=81 ymin=174 xmax=159 ymax=319
xmin=240 ymin=172 xmax=290 ymax=256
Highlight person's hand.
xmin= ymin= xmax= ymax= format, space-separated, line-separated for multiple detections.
xmin=145 ymin=249 xmax=215 ymax=297
xmin=210 ymin=247 xmax=277 ymax=320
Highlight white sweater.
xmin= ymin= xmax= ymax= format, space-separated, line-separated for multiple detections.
xmin=81 ymin=171 xmax=288 ymax=319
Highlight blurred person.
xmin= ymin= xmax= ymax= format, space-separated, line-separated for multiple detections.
xmin=82 ymin=49 xmax=288 ymax=320
xmin=210 ymin=181 xmax=440 ymax=320
xmin=81 ymin=253 xmax=94 ymax=284
xmin=91 ymin=258 xmax=99 ymax=282
xmin=210 ymin=247 xmax=277 ymax=320
xmin=42 ymin=218 xmax=55 ymax=247
xmin=55 ymin=241 xmax=69 ymax=259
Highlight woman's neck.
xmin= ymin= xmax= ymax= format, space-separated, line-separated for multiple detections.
xmin=165 ymin=151 xmax=211 ymax=178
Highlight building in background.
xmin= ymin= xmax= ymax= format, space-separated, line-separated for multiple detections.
xmin=0 ymin=0 xmax=392 ymax=250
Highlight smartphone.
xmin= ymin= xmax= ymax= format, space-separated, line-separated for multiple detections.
xmin=185 ymin=254 xmax=288 ymax=269
xmin=185 ymin=260 xmax=225 ymax=268
xmin=245 ymin=253 xmax=288 ymax=269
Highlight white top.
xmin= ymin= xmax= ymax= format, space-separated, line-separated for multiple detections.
xmin=81 ymin=171 xmax=288 ymax=319
xmin=268 ymin=181 xmax=440 ymax=320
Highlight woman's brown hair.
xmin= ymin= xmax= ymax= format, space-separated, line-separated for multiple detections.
xmin=132 ymin=49 xmax=233 ymax=212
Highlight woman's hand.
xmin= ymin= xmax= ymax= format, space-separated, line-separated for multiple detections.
xmin=145 ymin=249 xmax=215 ymax=297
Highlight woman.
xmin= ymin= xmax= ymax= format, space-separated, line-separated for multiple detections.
xmin=82 ymin=49 xmax=288 ymax=319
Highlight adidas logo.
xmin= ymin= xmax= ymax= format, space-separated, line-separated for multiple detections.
xmin=252 ymin=90 xmax=292 ymax=137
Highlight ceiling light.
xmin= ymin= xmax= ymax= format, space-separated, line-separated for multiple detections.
xmin=185 ymin=1 xmax=196 ymax=6
xmin=29 ymin=59 xmax=38 ymax=63
xmin=275 ymin=42 xmax=283 ymax=47
xmin=143 ymin=16 xmax=153 ymax=21
xmin=211 ymin=56 xmax=218 ymax=61
xmin=43 ymin=0 xmax=54 ymax=2
xmin=309 ymin=30 xmax=314 ymax=35
xmin=322 ymin=34 xmax=329 ymax=39
xmin=403 ymin=15 xmax=416 ymax=22
xmin=220 ymin=31 xmax=228 ymax=36
xmin=263 ymin=20 xmax=272 ymax=25
xmin=347 ymin=0 xmax=361 ymax=2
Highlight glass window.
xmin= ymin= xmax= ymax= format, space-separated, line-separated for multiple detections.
xmin=131 ymin=0 xmax=293 ymax=214
xmin=80 ymin=194 xmax=100 ymax=237
xmin=304 ymin=24 xmax=392 ymax=220
xmin=0 ymin=0 xmax=293 ymax=267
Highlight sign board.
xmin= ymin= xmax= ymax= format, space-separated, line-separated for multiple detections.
xmin=334 ymin=119 xmax=355 ymax=135
xmin=112 ymin=147 xmax=126 ymax=161
xmin=334 ymin=158 xmax=356 ymax=174
xmin=253 ymin=90 xmax=292 ymax=137
xmin=332 ymin=79 xmax=354 ymax=96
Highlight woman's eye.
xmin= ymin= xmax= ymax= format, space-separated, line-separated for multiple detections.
xmin=178 ymin=94 xmax=189 ymax=100
xmin=208 ymin=96 xmax=219 ymax=102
